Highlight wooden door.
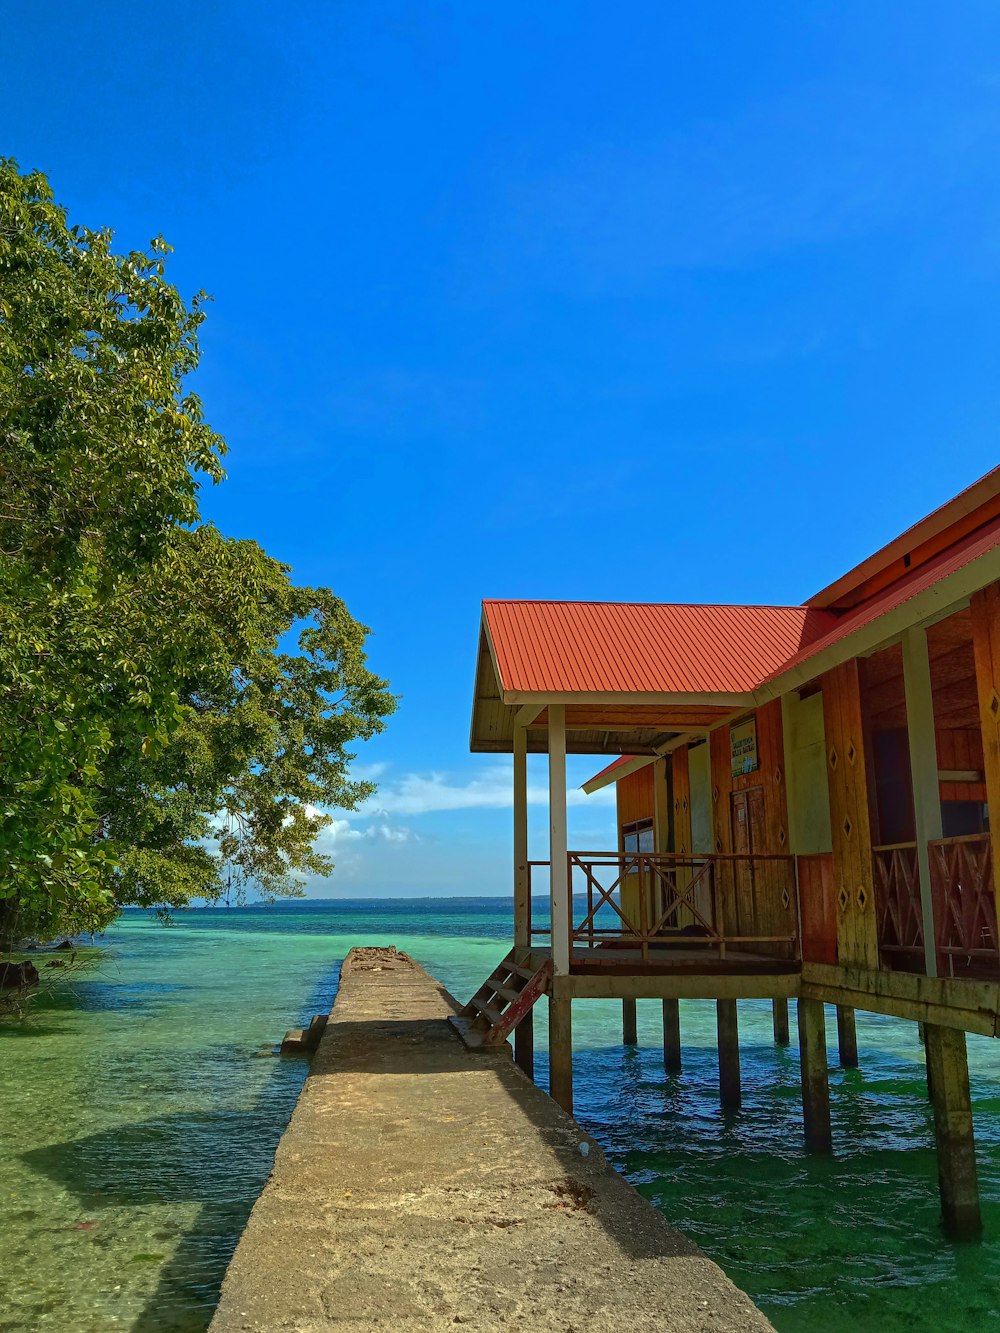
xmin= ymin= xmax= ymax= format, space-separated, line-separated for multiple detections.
xmin=731 ymin=788 xmax=765 ymax=937
xmin=799 ymin=853 xmax=838 ymax=964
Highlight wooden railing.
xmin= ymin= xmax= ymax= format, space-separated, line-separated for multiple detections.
xmin=525 ymin=851 xmax=799 ymax=965
xmin=929 ymin=833 xmax=1000 ymax=978
xmin=872 ymin=842 xmax=924 ymax=971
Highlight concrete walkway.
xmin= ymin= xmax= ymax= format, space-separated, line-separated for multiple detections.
xmin=211 ymin=947 xmax=772 ymax=1332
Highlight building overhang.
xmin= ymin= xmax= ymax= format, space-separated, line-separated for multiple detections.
xmin=468 ymin=480 xmax=1000 ymax=762
xmin=470 ymin=620 xmax=749 ymax=755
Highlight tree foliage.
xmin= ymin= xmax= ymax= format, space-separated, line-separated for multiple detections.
xmin=0 ymin=160 xmax=395 ymax=942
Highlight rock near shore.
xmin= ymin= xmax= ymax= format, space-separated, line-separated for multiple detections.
xmin=0 ymin=961 xmax=40 ymax=990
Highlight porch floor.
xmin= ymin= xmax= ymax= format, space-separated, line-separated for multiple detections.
xmin=528 ymin=945 xmax=801 ymax=977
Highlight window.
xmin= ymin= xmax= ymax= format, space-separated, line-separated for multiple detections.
xmin=622 ymin=818 xmax=654 ymax=870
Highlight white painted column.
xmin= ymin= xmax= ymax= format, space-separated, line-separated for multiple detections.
xmin=513 ymin=724 xmax=529 ymax=954
xmin=548 ymin=703 xmax=570 ymax=975
xmin=902 ymin=625 xmax=943 ymax=978
xmin=652 ymin=756 xmax=670 ymax=922
xmin=780 ymin=693 xmax=802 ymax=855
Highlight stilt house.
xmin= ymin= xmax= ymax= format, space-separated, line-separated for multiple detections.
xmin=455 ymin=465 xmax=1000 ymax=1238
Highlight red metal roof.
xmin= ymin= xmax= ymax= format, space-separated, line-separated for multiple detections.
xmin=587 ymin=755 xmax=635 ymax=783
xmin=483 ymin=600 xmax=837 ymax=696
xmin=763 ymin=512 xmax=1000 ymax=683
xmin=581 ymin=755 xmax=641 ymax=792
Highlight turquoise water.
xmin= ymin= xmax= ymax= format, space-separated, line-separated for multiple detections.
xmin=1 ymin=899 xmax=999 ymax=1331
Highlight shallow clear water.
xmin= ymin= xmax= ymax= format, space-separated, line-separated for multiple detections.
xmin=1 ymin=899 xmax=999 ymax=1332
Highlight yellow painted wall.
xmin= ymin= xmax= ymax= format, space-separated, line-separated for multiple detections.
xmin=688 ymin=741 xmax=713 ymax=853
xmin=784 ymin=691 xmax=833 ymax=855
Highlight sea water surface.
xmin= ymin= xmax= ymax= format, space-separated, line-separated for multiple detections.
xmin=1 ymin=898 xmax=999 ymax=1332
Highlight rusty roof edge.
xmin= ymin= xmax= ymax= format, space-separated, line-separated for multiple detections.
xmin=499 ymin=688 xmax=755 ymax=707
xmin=481 ymin=597 xmax=813 ymax=612
xmin=468 ymin=613 xmax=503 ymax=754
xmin=581 ymin=755 xmax=655 ymax=795
xmin=480 ymin=603 xmax=506 ymax=692
xmin=754 ymin=541 xmax=1000 ymax=704
xmin=805 ymin=465 xmax=1000 ymax=610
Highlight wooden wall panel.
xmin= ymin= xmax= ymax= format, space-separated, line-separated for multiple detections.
xmin=936 ymin=727 xmax=987 ymax=802
xmin=671 ymin=747 xmax=693 ymax=855
xmin=616 ymin=767 xmax=655 ymax=832
xmin=755 ymin=701 xmax=793 ymax=945
xmin=821 ymin=660 xmax=879 ymax=969
xmin=970 ymin=581 xmax=1000 ymax=918
xmin=616 ymin=766 xmax=655 ymax=933
xmin=709 ymin=727 xmax=737 ymax=937
xmin=709 ymin=704 xmax=794 ymax=950
xmin=798 ymin=853 xmax=837 ymax=965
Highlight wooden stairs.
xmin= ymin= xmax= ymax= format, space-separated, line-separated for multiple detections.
xmin=448 ymin=951 xmax=552 ymax=1050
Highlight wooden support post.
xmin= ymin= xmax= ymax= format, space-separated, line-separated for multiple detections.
xmin=622 ymin=998 xmax=638 ymax=1045
xmin=798 ymin=998 xmax=832 ymax=1152
xmin=717 ymin=999 xmax=741 ymax=1109
xmin=901 ymin=626 xmax=944 ymax=977
xmin=514 ymin=1009 xmax=534 ymax=1081
xmin=548 ymin=993 xmax=573 ymax=1115
xmin=836 ymin=1005 xmax=859 ymax=1068
xmin=548 ymin=704 xmax=570 ymax=977
xmin=513 ymin=723 xmax=529 ymax=959
xmin=772 ymin=998 xmax=790 ymax=1046
xmin=822 ymin=660 xmax=879 ymax=969
xmin=922 ymin=1022 xmax=935 ymax=1102
xmin=662 ymin=998 xmax=682 ymax=1073
xmin=924 ymin=1023 xmax=982 ymax=1238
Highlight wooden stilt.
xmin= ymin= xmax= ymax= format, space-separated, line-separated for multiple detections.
xmin=924 ymin=1023 xmax=982 ymax=1238
xmin=622 ymin=997 xmax=638 ymax=1046
xmin=514 ymin=1008 xmax=534 ymax=1081
xmin=662 ymin=998 xmax=681 ymax=1073
xmin=548 ymin=994 xmax=573 ymax=1115
xmin=772 ymin=998 xmax=790 ymax=1046
xmin=717 ymin=999 xmax=741 ymax=1109
xmin=798 ymin=998 xmax=832 ymax=1152
xmin=836 ymin=1005 xmax=859 ymax=1068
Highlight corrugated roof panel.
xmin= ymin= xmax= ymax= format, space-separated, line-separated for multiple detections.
xmin=483 ymin=600 xmax=837 ymax=696
xmin=582 ymin=754 xmax=639 ymax=790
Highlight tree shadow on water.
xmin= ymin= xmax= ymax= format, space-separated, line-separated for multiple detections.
xmin=22 ymin=1105 xmax=293 ymax=1332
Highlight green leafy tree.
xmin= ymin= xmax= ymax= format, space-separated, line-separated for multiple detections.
xmin=0 ymin=160 xmax=394 ymax=944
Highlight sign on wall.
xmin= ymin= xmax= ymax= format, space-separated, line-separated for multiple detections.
xmin=730 ymin=716 xmax=759 ymax=778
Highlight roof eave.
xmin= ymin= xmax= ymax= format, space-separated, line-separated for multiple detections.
xmin=757 ymin=543 xmax=1000 ymax=703
xmin=806 ymin=466 xmax=1000 ymax=609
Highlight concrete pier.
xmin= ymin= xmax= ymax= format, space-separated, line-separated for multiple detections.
xmin=211 ymin=947 xmax=773 ymax=1332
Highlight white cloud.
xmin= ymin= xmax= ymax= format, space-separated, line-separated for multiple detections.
xmin=317 ymin=816 xmax=416 ymax=848
xmin=351 ymin=761 xmax=616 ymax=818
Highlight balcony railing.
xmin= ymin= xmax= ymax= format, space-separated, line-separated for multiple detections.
xmin=872 ymin=842 xmax=924 ymax=971
xmin=527 ymin=851 xmax=799 ymax=966
xmin=929 ymin=833 xmax=1000 ymax=978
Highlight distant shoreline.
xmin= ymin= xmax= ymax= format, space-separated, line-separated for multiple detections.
xmin=118 ymin=895 xmax=542 ymax=909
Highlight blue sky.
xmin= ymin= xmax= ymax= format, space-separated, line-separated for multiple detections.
xmin=6 ymin=3 xmax=1000 ymax=895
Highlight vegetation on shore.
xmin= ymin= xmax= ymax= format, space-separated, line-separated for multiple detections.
xmin=0 ymin=160 xmax=395 ymax=948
